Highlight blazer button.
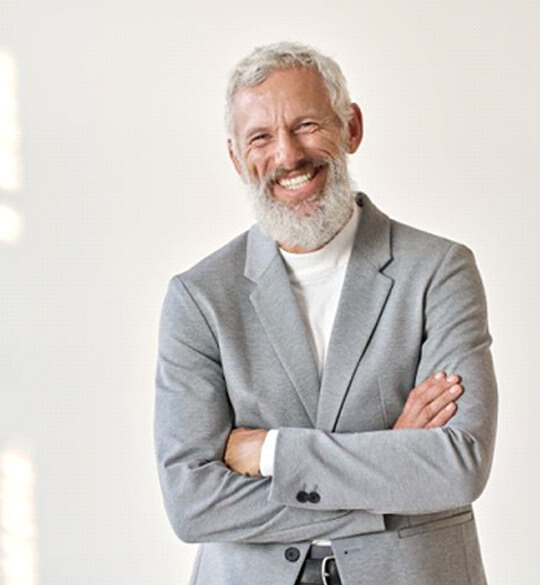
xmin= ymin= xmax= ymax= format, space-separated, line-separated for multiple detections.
xmin=308 ymin=491 xmax=321 ymax=504
xmin=296 ymin=490 xmax=309 ymax=503
xmin=285 ymin=547 xmax=301 ymax=562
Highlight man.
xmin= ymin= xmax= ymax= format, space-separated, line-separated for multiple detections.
xmin=155 ymin=42 xmax=497 ymax=585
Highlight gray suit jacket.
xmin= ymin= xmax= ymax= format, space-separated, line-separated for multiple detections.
xmin=155 ymin=193 xmax=497 ymax=585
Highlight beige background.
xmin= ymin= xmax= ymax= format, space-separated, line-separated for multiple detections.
xmin=1 ymin=1 xmax=539 ymax=583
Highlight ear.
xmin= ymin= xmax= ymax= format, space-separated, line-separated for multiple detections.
xmin=345 ymin=103 xmax=363 ymax=154
xmin=227 ymin=139 xmax=243 ymax=177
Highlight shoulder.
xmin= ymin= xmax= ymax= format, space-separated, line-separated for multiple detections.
xmin=163 ymin=229 xmax=260 ymax=318
xmin=386 ymin=219 xmax=479 ymax=290
xmin=160 ymin=230 xmax=252 ymax=329
xmin=174 ymin=230 xmax=250 ymax=288
xmin=359 ymin=192 xmax=474 ymax=273
xmin=391 ymin=219 xmax=458 ymax=256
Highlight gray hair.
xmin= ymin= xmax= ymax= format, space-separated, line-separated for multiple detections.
xmin=225 ymin=42 xmax=352 ymax=145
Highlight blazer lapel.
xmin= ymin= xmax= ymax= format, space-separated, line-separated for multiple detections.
xmin=316 ymin=194 xmax=394 ymax=430
xmin=245 ymin=225 xmax=320 ymax=426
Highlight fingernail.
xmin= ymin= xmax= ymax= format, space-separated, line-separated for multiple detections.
xmin=446 ymin=374 xmax=458 ymax=383
xmin=449 ymin=384 xmax=461 ymax=394
xmin=435 ymin=372 xmax=445 ymax=380
xmin=446 ymin=403 xmax=456 ymax=410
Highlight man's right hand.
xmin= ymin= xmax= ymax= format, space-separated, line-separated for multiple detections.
xmin=393 ymin=372 xmax=463 ymax=429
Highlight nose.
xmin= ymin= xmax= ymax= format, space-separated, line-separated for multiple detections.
xmin=274 ymin=129 xmax=305 ymax=170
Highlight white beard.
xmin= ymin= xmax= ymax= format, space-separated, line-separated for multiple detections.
xmin=247 ymin=154 xmax=355 ymax=252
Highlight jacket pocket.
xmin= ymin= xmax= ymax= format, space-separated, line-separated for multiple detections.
xmin=398 ymin=510 xmax=473 ymax=539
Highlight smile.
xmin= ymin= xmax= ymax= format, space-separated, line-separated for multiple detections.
xmin=276 ymin=166 xmax=322 ymax=190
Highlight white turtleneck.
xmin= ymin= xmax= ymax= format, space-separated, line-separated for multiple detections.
xmin=260 ymin=203 xmax=361 ymax=477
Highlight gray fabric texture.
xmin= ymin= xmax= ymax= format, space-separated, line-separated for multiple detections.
xmin=154 ymin=193 xmax=497 ymax=585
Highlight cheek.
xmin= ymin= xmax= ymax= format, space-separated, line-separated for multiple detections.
xmin=244 ymin=152 xmax=272 ymax=181
xmin=305 ymin=134 xmax=344 ymax=158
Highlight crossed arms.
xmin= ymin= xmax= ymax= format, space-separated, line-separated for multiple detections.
xmin=225 ymin=372 xmax=465 ymax=477
xmin=155 ymin=241 xmax=497 ymax=543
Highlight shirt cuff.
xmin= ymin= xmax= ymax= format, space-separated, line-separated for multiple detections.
xmin=259 ymin=429 xmax=278 ymax=477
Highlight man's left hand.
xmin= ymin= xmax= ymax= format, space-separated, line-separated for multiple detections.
xmin=224 ymin=427 xmax=268 ymax=476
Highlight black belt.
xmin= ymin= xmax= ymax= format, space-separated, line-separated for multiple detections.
xmin=296 ymin=545 xmax=342 ymax=585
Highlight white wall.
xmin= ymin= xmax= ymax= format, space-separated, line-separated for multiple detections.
xmin=1 ymin=1 xmax=538 ymax=583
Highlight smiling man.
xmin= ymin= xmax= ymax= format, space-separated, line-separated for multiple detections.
xmin=229 ymin=67 xmax=362 ymax=252
xmin=228 ymin=66 xmax=360 ymax=254
xmin=155 ymin=42 xmax=497 ymax=585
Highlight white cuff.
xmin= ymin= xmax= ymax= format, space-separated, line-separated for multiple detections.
xmin=259 ymin=429 xmax=278 ymax=477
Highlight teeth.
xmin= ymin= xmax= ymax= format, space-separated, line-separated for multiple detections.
xmin=278 ymin=171 xmax=314 ymax=189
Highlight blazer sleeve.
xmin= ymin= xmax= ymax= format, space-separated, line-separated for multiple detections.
xmin=269 ymin=243 xmax=498 ymax=515
xmin=154 ymin=276 xmax=385 ymax=543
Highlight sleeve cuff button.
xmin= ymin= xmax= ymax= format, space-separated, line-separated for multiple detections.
xmin=308 ymin=491 xmax=321 ymax=504
xmin=296 ymin=490 xmax=309 ymax=503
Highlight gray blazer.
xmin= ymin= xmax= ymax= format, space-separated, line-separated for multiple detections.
xmin=155 ymin=193 xmax=497 ymax=585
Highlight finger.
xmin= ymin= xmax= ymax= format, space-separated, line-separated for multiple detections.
xmin=422 ymin=373 xmax=460 ymax=396
xmin=404 ymin=374 xmax=460 ymax=420
xmin=426 ymin=401 xmax=457 ymax=429
xmin=412 ymin=372 xmax=447 ymax=397
xmin=429 ymin=383 xmax=463 ymax=413
xmin=417 ymin=383 xmax=463 ymax=427
xmin=407 ymin=372 xmax=456 ymax=405
xmin=398 ymin=374 xmax=442 ymax=420
xmin=393 ymin=373 xmax=462 ymax=429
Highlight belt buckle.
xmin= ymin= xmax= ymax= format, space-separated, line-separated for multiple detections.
xmin=321 ymin=555 xmax=336 ymax=585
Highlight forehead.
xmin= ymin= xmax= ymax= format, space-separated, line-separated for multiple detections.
xmin=231 ymin=67 xmax=334 ymax=135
